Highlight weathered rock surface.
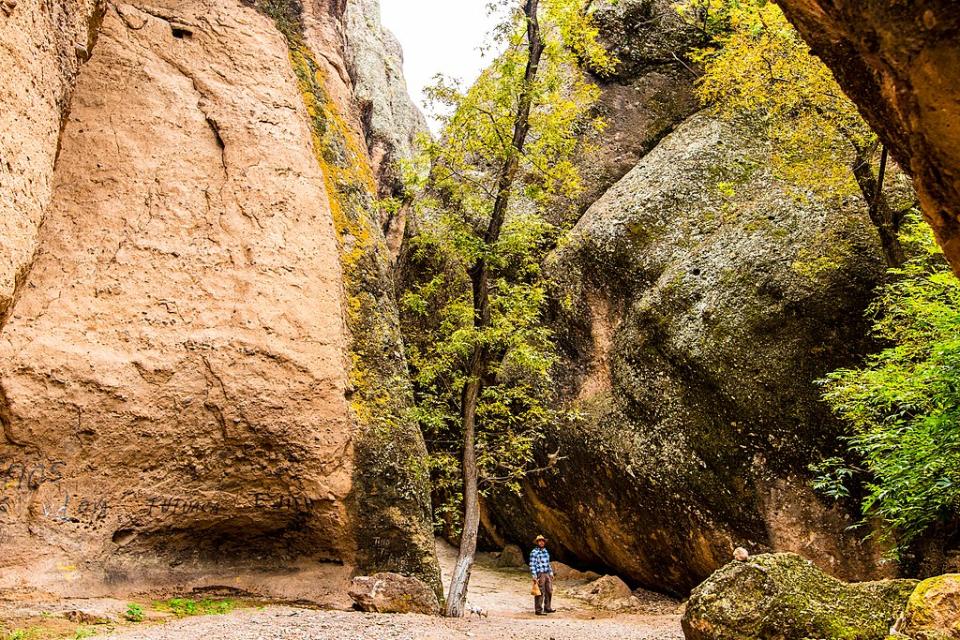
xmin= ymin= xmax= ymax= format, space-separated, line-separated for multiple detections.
xmin=570 ymin=0 xmax=700 ymax=213
xmin=776 ymin=1 xmax=960 ymax=276
xmin=897 ymin=574 xmax=960 ymax=639
xmin=342 ymin=0 xmax=428 ymax=195
xmin=481 ymin=113 xmax=889 ymax=594
xmin=348 ymin=572 xmax=440 ymax=615
xmin=0 ymin=0 xmax=104 ymax=322
xmin=682 ymin=553 xmax=916 ymax=640
xmin=0 ymin=0 xmax=437 ymax=601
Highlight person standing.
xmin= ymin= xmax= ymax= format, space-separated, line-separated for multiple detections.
xmin=530 ymin=535 xmax=555 ymax=615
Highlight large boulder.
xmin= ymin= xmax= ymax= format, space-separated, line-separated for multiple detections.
xmin=497 ymin=544 xmax=526 ymax=568
xmin=897 ymin=574 xmax=960 ymax=639
xmin=480 ymin=113 xmax=890 ymax=594
xmin=682 ymin=553 xmax=917 ymax=640
xmin=569 ymin=575 xmax=637 ymax=611
xmin=775 ymin=1 xmax=960 ymax=276
xmin=348 ymin=572 xmax=440 ymax=615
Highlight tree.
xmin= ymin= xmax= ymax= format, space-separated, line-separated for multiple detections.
xmin=399 ymin=0 xmax=611 ymax=617
xmin=814 ymin=217 xmax=960 ymax=556
xmin=679 ymin=0 xmax=913 ymax=267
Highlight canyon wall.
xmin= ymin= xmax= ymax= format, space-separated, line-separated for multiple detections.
xmin=0 ymin=0 xmax=437 ymax=603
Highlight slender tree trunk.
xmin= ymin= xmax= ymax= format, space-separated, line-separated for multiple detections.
xmin=444 ymin=0 xmax=544 ymax=618
xmin=852 ymin=145 xmax=906 ymax=267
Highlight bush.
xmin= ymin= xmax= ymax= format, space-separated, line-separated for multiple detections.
xmin=124 ymin=603 xmax=144 ymax=623
xmin=816 ymin=217 xmax=960 ymax=553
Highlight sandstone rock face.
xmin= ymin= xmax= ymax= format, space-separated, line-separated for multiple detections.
xmin=682 ymin=553 xmax=917 ymax=640
xmin=348 ymin=572 xmax=441 ymax=615
xmin=0 ymin=0 xmax=437 ymax=601
xmin=898 ymin=574 xmax=960 ymax=639
xmin=0 ymin=0 xmax=104 ymax=322
xmin=481 ymin=114 xmax=889 ymax=594
xmin=776 ymin=1 xmax=960 ymax=276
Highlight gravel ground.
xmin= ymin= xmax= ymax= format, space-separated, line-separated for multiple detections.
xmin=1 ymin=540 xmax=684 ymax=639
xmin=105 ymin=606 xmax=684 ymax=640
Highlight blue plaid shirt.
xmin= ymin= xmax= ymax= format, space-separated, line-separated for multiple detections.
xmin=530 ymin=547 xmax=553 ymax=578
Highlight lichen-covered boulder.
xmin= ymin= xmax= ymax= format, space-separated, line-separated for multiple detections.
xmin=682 ymin=553 xmax=917 ymax=640
xmin=480 ymin=113 xmax=890 ymax=594
xmin=348 ymin=573 xmax=441 ymax=615
xmin=897 ymin=574 xmax=960 ymax=639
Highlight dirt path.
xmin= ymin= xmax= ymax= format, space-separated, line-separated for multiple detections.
xmin=104 ymin=605 xmax=683 ymax=640
xmin=103 ymin=542 xmax=682 ymax=639
xmin=2 ymin=541 xmax=683 ymax=639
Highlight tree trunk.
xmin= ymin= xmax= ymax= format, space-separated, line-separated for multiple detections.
xmin=443 ymin=0 xmax=544 ymax=618
xmin=852 ymin=145 xmax=906 ymax=268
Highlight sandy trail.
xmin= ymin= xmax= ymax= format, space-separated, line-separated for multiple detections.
xmin=3 ymin=541 xmax=683 ymax=640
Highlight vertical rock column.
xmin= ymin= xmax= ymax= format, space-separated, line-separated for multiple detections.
xmin=0 ymin=0 xmax=361 ymax=601
xmin=0 ymin=0 xmax=104 ymax=321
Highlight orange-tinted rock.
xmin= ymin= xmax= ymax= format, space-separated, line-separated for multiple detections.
xmin=0 ymin=0 xmax=103 ymax=321
xmin=776 ymin=1 xmax=960 ymax=276
xmin=0 ymin=0 xmax=437 ymax=602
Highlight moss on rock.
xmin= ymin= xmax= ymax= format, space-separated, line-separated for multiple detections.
xmin=898 ymin=574 xmax=960 ymax=640
xmin=682 ymin=553 xmax=917 ymax=640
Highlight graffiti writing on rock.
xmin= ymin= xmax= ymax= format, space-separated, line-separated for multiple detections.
xmin=43 ymin=494 xmax=109 ymax=523
xmin=145 ymin=492 xmax=327 ymax=517
xmin=0 ymin=459 xmax=65 ymax=491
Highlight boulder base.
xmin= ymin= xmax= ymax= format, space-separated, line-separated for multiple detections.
xmin=682 ymin=553 xmax=917 ymax=640
xmin=348 ymin=573 xmax=440 ymax=615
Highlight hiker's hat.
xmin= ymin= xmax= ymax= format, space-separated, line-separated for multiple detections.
xmin=534 ymin=534 xmax=546 ymax=542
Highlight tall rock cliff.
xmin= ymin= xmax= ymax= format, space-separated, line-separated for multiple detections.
xmin=468 ymin=0 xmax=893 ymax=595
xmin=0 ymin=0 xmax=438 ymax=602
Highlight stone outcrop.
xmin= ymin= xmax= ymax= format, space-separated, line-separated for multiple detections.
xmin=342 ymin=0 xmax=428 ymax=195
xmin=0 ymin=0 xmax=104 ymax=323
xmin=0 ymin=0 xmax=437 ymax=602
xmin=348 ymin=572 xmax=441 ymax=615
xmin=897 ymin=574 xmax=960 ymax=639
xmin=480 ymin=113 xmax=890 ymax=594
xmin=569 ymin=0 xmax=700 ymax=213
xmin=682 ymin=553 xmax=917 ymax=640
xmin=776 ymin=1 xmax=960 ymax=276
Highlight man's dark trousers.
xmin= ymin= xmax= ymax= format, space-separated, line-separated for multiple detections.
xmin=535 ymin=572 xmax=553 ymax=613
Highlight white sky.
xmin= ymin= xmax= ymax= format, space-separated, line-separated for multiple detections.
xmin=379 ymin=1 xmax=505 ymax=133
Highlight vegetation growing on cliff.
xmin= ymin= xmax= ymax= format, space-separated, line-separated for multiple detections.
xmin=400 ymin=0 xmax=611 ymax=617
xmin=681 ymin=0 xmax=913 ymax=267
xmin=816 ymin=218 xmax=960 ymax=553
xmin=684 ymin=0 xmax=960 ymax=563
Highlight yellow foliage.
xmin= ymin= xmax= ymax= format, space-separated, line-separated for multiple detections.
xmin=684 ymin=0 xmax=875 ymax=202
